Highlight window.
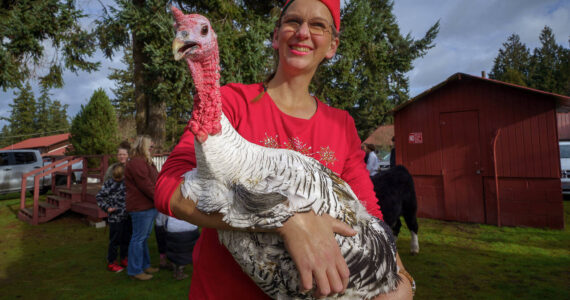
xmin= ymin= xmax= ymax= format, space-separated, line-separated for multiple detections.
xmin=14 ymin=152 xmax=37 ymax=165
xmin=0 ymin=153 xmax=9 ymax=166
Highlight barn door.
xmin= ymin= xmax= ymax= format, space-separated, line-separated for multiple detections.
xmin=439 ymin=110 xmax=485 ymax=223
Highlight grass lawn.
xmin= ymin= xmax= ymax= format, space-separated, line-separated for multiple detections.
xmin=0 ymin=193 xmax=569 ymax=299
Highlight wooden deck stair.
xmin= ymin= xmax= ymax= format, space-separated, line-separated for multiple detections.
xmin=18 ymin=182 xmax=105 ymax=225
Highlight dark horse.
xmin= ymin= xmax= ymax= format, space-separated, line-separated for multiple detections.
xmin=372 ymin=165 xmax=419 ymax=254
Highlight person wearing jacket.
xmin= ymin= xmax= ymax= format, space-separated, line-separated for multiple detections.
xmin=96 ymin=163 xmax=131 ymax=273
xmin=125 ymin=135 xmax=159 ymax=280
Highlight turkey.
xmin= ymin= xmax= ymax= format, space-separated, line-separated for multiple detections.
xmin=171 ymin=7 xmax=400 ymax=299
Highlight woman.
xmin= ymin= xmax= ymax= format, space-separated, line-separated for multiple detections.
xmin=125 ymin=135 xmax=159 ymax=280
xmin=156 ymin=0 xmax=413 ymax=298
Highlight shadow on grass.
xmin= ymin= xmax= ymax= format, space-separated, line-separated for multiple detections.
xmin=0 ymin=198 xmax=191 ymax=300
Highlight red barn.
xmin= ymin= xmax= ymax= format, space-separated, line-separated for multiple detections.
xmin=393 ymin=73 xmax=569 ymax=229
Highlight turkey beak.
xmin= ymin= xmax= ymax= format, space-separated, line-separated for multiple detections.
xmin=173 ymin=38 xmax=185 ymax=61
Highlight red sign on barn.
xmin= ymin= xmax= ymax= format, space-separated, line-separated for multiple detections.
xmin=408 ymin=132 xmax=423 ymax=144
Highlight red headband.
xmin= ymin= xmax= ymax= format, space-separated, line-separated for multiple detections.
xmin=281 ymin=0 xmax=340 ymax=31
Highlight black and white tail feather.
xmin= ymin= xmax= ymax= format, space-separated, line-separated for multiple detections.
xmin=181 ymin=114 xmax=401 ymax=299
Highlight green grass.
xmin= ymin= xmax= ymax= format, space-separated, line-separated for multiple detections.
xmin=0 ymin=196 xmax=569 ymax=300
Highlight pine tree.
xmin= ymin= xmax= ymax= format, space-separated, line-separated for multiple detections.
xmin=35 ymin=87 xmax=52 ymax=135
xmin=0 ymin=0 xmax=99 ymax=90
xmin=489 ymin=34 xmax=530 ymax=85
xmin=5 ymin=82 xmax=37 ymax=141
xmin=529 ymin=26 xmax=566 ymax=95
xmin=69 ymin=89 xmax=118 ymax=156
xmin=108 ymin=47 xmax=136 ymax=119
xmin=48 ymin=100 xmax=70 ymax=132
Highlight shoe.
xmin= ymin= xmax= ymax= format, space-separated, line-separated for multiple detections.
xmin=131 ymin=273 xmax=153 ymax=281
xmin=144 ymin=267 xmax=159 ymax=274
xmin=107 ymin=263 xmax=124 ymax=273
xmin=120 ymin=258 xmax=128 ymax=267
xmin=173 ymin=264 xmax=189 ymax=280
xmin=159 ymin=255 xmax=169 ymax=269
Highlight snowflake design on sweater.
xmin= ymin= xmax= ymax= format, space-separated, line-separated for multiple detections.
xmin=317 ymin=146 xmax=337 ymax=167
xmin=261 ymin=133 xmax=280 ymax=149
xmin=261 ymin=133 xmax=336 ymax=167
xmin=284 ymin=137 xmax=312 ymax=156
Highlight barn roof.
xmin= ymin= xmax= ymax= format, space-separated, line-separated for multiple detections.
xmin=394 ymin=72 xmax=570 ymax=113
xmin=363 ymin=124 xmax=394 ymax=146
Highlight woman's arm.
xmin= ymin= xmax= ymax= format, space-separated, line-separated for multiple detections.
xmin=169 ymin=182 xmax=357 ymax=297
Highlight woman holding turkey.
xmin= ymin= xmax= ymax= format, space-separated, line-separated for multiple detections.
xmin=156 ymin=0 xmax=414 ymax=299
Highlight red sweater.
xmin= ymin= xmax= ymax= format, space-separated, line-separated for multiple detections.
xmin=155 ymin=83 xmax=382 ymax=299
xmin=125 ymin=156 xmax=158 ymax=212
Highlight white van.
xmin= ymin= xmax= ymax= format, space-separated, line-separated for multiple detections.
xmin=559 ymin=141 xmax=570 ymax=194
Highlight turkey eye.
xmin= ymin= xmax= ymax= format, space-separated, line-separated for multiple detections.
xmin=201 ymin=25 xmax=208 ymax=36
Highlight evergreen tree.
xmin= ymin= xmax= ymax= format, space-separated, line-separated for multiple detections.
xmin=108 ymin=47 xmax=136 ymax=119
xmin=529 ymin=26 xmax=565 ymax=94
xmin=0 ymin=125 xmax=11 ymax=148
xmin=0 ymin=0 xmax=99 ymax=90
xmin=35 ymin=87 xmax=52 ymax=135
xmin=489 ymin=34 xmax=530 ymax=85
xmin=4 ymin=82 xmax=37 ymax=141
xmin=48 ymin=100 xmax=70 ymax=132
xmin=69 ymin=89 xmax=118 ymax=156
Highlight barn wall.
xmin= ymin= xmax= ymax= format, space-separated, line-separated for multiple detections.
xmin=483 ymin=177 xmax=564 ymax=229
xmin=395 ymin=77 xmax=563 ymax=229
xmin=396 ymin=79 xmax=559 ymax=179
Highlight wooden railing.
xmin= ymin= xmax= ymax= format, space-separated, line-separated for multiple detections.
xmin=20 ymin=156 xmax=85 ymax=225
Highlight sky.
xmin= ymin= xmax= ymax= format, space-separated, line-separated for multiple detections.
xmin=1 ymin=0 xmax=569 ymax=130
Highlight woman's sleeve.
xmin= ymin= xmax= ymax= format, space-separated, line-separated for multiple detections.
xmin=340 ymin=113 xmax=383 ymax=220
xmin=155 ymin=130 xmax=197 ymax=216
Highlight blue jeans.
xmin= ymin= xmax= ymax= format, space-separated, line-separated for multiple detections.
xmin=127 ymin=208 xmax=157 ymax=276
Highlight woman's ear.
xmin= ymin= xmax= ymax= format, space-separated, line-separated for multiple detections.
xmin=325 ymin=36 xmax=339 ymax=59
xmin=272 ymin=27 xmax=279 ymax=49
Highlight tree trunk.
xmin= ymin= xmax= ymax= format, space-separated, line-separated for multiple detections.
xmin=131 ymin=0 xmax=165 ymax=150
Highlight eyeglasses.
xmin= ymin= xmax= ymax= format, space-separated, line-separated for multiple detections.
xmin=280 ymin=14 xmax=332 ymax=36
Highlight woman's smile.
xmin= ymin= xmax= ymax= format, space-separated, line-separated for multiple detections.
xmin=289 ymin=44 xmax=313 ymax=55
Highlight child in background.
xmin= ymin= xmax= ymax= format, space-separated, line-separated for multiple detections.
xmin=164 ymin=215 xmax=200 ymax=280
xmin=96 ymin=164 xmax=132 ymax=272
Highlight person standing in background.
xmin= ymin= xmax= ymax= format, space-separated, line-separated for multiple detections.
xmin=363 ymin=143 xmax=380 ymax=176
xmin=104 ymin=141 xmax=131 ymax=182
xmin=125 ymin=135 xmax=159 ymax=280
xmin=96 ymin=163 xmax=131 ymax=273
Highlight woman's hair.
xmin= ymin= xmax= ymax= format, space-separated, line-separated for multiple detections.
xmin=130 ymin=135 xmax=153 ymax=165
xmin=112 ymin=163 xmax=125 ymax=182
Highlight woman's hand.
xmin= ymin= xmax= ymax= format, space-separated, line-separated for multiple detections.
xmin=277 ymin=211 xmax=356 ymax=298
xmin=107 ymin=207 xmax=117 ymax=213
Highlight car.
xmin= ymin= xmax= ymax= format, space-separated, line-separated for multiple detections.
xmin=560 ymin=141 xmax=570 ymax=194
xmin=0 ymin=150 xmax=50 ymax=195
xmin=0 ymin=150 xmax=83 ymax=195
xmin=378 ymin=152 xmax=391 ymax=172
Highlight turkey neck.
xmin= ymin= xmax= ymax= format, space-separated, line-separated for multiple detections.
xmin=186 ymin=44 xmax=222 ymax=139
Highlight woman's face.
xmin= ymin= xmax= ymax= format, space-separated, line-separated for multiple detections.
xmin=273 ymin=0 xmax=339 ymax=74
xmin=117 ymin=149 xmax=129 ymax=164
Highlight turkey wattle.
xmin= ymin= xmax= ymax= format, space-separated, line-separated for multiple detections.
xmin=171 ymin=7 xmax=400 ymax=299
